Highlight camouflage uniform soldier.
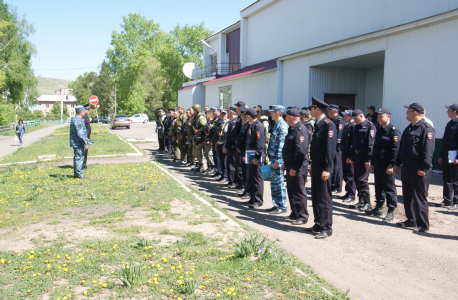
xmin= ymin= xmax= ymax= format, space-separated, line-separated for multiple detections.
xmin=171 ymin=110 xmax=180 ymax=161
xmin=70 ymin=105 xmax=88 ymax=179
xmin=191 ymin=104 xmax=207 ymax=171
xmin=203 ymin=110 xmax=215 ymax=173
xmin=266 ymin=105 xmax=289 ymax=214
xmin=176 ymin=106 xmax=188 ymax=163
xmin=187 ymin=109 xmax=196 ymax=168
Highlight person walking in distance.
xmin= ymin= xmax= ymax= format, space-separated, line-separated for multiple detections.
xmin=366 ymin=108 xmax=401 ymax=222
xmin=70 ymin=106 xmax=88 ymax=179
xmin=266 ymin=105 xmax=288 ymax=214
xmin=282 ymin=107 xmax=312 ymax=224
xmin=307 ymin=97 xmax=337 ymax=239
xmin=347 ymin=109 xmax=376 ymax=212
xmin=394 ymin=103 xmax=435 ymax=233
xmin=15 ymin=119 xmax=26 ymax=146
xmin=340 ymin=110 xmax=356 ymax=202
xmin=438 ymin=104 xmax=458 ymax=210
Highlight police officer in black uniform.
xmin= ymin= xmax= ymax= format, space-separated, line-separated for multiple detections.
xmin=340 ymin=110 xmax=356 ymax=202
xmin=156 ymin=108 xmax=166 ymax=151
xmin=438 ymin=104 xmax=458 ymax=210
xmin=348 ymin=109 xmax=376 ymax=211
xmin=366 ymin=105 xmax=379 ymax=129
xmin=232 ymin=101 xmax=246 ymax=191
xmin=245 ymin=108 xmax=266 ymax=208
xmin=82 ymin=104 xmax=92 ymax=170
xmin=394 ymin=103 xmax=435 ymax=233
xmin=282 ymin=107 xmax=311 ymax=225
xmin=327 ymin=104 xmax=346 ymax=194
xmin=224 ymin=107 xmax=238 ymax=188
xmin=237 ymin=107 xmax=251 ymax=199
xmin=307 ymin=97 xmax=337 ymax=239
xmin=365 ymin=108 xmax=401 ymax=222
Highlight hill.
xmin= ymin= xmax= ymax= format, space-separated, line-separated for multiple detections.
xmin=36 ymin=77 xmax=72 ymax=95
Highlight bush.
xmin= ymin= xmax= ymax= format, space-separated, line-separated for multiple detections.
xmin=0 ymin=104 xmax=15 ymax=125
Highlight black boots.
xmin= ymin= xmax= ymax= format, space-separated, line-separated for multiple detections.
xmin=383 ymin=208 xmax=395 ymax=222
xmin=358 ymin=196 xmax=372 ymax=212
xmin=365 ymin=202 xmax=383 ymax=217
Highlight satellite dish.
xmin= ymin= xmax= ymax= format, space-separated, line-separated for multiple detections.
xmin=182 ymin=63 xmax=202 ymax=79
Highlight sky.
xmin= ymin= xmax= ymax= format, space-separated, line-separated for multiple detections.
xmin=8 ymin=0 xmax=254 ymax=81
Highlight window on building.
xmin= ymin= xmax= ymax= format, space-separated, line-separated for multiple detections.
xmin=219 ymin=86 xmax=232 ymax=109
xmin=71 ymin=112 xmax=75 ymax=116
xmin=46 ymin=104 xmax=49 ymax=108
xmin=211 ymin=54 xmax=217 ymax=73
xmin=71 ymin=104 xmax=74 ymax=108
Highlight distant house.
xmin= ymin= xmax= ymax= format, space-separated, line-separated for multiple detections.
xmin=36 ymin=94 xmax=77 ymax=117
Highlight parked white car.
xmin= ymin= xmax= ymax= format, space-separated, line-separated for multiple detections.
xmin=130 ymin=113 xmax=149 ymax=123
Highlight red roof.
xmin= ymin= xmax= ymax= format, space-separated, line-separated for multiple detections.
xmin=203 ymin=59 xmax=277 ymax=85
xmin=178 ymin=84 xmax=197 ymax=91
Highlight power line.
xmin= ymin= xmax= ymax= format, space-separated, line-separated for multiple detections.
xmin=33 ymin=66 xmax=100 ymax=71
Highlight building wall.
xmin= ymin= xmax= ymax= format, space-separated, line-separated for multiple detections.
xmin=37 ymin=101 xmax=76 ymax=116
xmin=178 ymin=88 xmax=194 ymax=108
xmin=204 ymin=70 xmax=278 ymax=108
xmin=245 ymin=0 xmax=458 ymax=66
xmin=309 ymin=68 xmax=367 ymax=109
xmin=365 ymin=67 xmax=384 ymax=110
xmin=383 ymin=17 xmax=458 ymax=138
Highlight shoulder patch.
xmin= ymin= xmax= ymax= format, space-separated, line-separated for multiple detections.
xmin=328 ymin=130 xmax=334 ymax=138
xmin=339 ymin=123 xmax=343 ymax=130
xmin=393 ymin=136 xmax=399 ymax=142
xmin=324 ymin=119 xmax=331 ymax=124
xmin=427 ymin=132 xmax=433 ymax=140
xmin=370 ymin=130 xmax=375 ymax=137
xmin=299 ymin=136 xmax=305 ymax=143
xmin=392 ymin=126 xmax=395 ymax=130
xmin=256 ymin=131 xmax=261 ymax=138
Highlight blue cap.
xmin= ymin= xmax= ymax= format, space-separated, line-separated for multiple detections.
xmin=366 ymin=105 xmax=376 ymax=110
xmin=404 ymin=103 xmax=425 ymax=114
xmin=269 ymin=105 xmax=285 ymax=112
xmin=211 ymin=106 xmax=220 ymax=111
xmin=311 ymin=96 xmax=329 ymax=110
xmin=235 ymin=101 xmax=245 ymax=107
xmin=286 ymin=107 xmax=300 ymax=117
xmin=328 ymin=104 xmax=340 ymax=112
xmin=351 ymin=109 xmax=364 ymax=117
xmin=239 ymin=106 xmax=248 ymax=113
xmin=445 ymin=104 xmax=458 ymax=111
xmin=245 ymin=108 xmax=257 ymax=117
xmin=221 ymin=110 xmax=227 ymax=114
xmin=342 ymin=109 xmax=353 ymax=116
xmin=75 ymin=105 xmax=86 ymax=113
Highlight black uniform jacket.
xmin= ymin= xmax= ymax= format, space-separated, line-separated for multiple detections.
xmin=395 ymin=118 xmax=435 ymax=172
xmin=225 ymin=118 xmax=236 ymax=150
xmin=351 ymin=119 xmax=376 ymax=163
xmin=282 ymin=121 xmax=311 ymax=171
xmin=248 ymin=119 xmax=266 ymax=160
xmin=441 ymin=119 xmax=458 ymax=157
xmin=237 ymin=121 xmax=250 ymax=154
xmin=341 ymin=122 xmax=356 ymax=153
xmin=371 ymin=124 xmax=401 ymax=166
xmin=310 ymin=116 xmax=337 ymax=172
xmin=231 ymin=116 xmax=242 ymax=146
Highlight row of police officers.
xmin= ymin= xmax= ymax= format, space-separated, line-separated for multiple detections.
xmin=156 ymin=98 xmax=458 ymax=237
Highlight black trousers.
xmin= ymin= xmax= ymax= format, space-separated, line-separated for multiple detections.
xmin=165 ymin=137 xmax=170 ymax=154
xmin=186 ymin=143 xmax=192 ymax=163
xmin=373 ymin=161 xmax=397 ymax=208
xmin=354 ymin=160 xmax=370 ymax=198
xmin=217 ymin=143 xmax=227 ymax=179
xmin=158 ymin=131 xmax=164 ymax=150
xmin=249 ymin=162 xmax=264 ymax=205
xmin=401 ymin=160 xmax=429 ymax=229
xmin=227 ymin=149 xmax=236 ymax=185
xmin=235 ymin=149 xmax=244 ymax=188
xmin=442 ymin=153 xmax=458 ymax=204
xmin=242 ymin=160 xmax=251 ymax=193
xmin=342 ymin=151 xmax=356 ymax=197
xmin=286 ymin=164 xmax=308 ymax=221
xmin=83 ymin=148 xmax=88 ymax=167
xmin=331 ymin=150 xmax=342 ymax=192
xmin=214 ymin=143 xmax=220 ymax=173
xmin=311 ymin=162 xmax=333 ymax=233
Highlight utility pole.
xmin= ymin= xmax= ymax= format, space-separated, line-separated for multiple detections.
xmin=114 ymin=79 xmax=117 ymax=118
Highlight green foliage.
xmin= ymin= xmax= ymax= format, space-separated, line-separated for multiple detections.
xmin=50 ymin=101 xmax=69 ymax=117
xmin=0 ymin=1 xmax=39 ymax=105
xmin=120 ymin=263 xmax=143 ymax=287
xmin=231 ymin=233 xmax=276 ymax=260
xmin=17 ymin=106 xmax=33 ymax=120
xmin=0 ymin=102 xmax=14 ymax=125
xmin=32 ymin=109 xmax=43 ymax=118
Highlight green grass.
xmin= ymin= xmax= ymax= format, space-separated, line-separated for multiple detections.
xmin=0 ymin=125 xmax=136 ymax=164
xmin=0 ymin=162 xmax=349 ymax=300
xmin=0 ymin=124 xmax=51 ymax=136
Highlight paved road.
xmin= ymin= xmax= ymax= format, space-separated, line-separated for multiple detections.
xmin=0 ymin=123 xmax=68 ymax=159
xmin=35 ymin=122 xmax=458 ymax=300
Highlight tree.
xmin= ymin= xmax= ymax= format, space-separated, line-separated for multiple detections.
xmin=0 ymin=1 xmax=39 ymax=105
xmin=139 ymin=54 xmax=165 ymax=119
xmin=105 ymin=13 xmax=161 ymax=116
xmin=51 ymin=101 xmax=69 ymax=117
xmin=69 ymin=71 xmax=98 ymax=106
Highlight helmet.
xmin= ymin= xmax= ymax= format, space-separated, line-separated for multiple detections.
xmin=192 ymin=104 xmax=201 ymax=112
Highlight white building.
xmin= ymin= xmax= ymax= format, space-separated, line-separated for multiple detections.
xmin=178 ymin=0 xmax=458 ymax=164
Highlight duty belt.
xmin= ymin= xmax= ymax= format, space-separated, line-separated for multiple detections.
xmin=354 ymin=148 xmax=368 ymax=153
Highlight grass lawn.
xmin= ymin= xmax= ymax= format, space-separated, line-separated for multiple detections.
xmin=0 ymin=126 xmax=137 ymax=164
xmin=0 ymin=124 xmax=52 ymax=137
xmin=0 ymin=162 xmax=348 ymax=300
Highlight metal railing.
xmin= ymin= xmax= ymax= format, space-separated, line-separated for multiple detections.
xmin=0 ymin=119 xmax=60 ymax=133
xmin=194 ymin=63 xmax=241 ymax=79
